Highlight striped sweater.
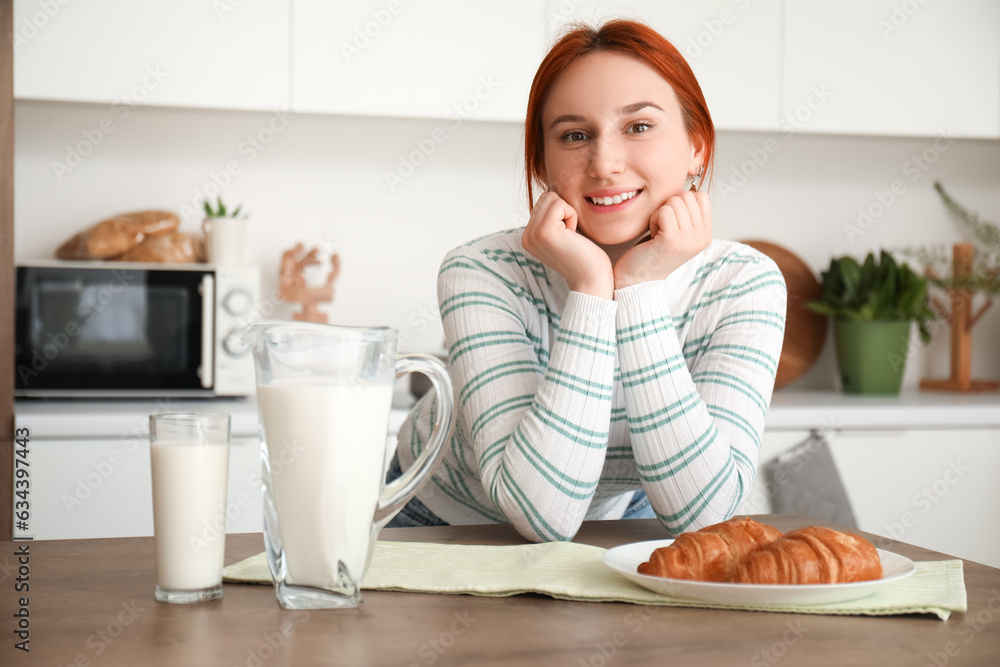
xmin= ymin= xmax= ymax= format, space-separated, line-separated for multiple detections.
xmin=397 ymin=228 xmax=787 ymax=543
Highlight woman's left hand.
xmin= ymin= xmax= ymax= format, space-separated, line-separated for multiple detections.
xmin=613 ymin=190 xmax=712 ymax=290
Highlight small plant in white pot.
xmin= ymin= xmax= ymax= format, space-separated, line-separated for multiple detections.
xmin=202 ymin=198 xmax=248 ymax=266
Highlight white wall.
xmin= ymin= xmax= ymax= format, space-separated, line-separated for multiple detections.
xmin=14 ymin=99 xmax=1000 ymax=389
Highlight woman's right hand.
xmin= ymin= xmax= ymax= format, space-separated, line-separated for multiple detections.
xmin=521 ymin=192 xmax=613 ymax=298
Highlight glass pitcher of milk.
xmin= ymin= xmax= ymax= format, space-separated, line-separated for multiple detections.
xmin=246 ymin=321 xmax=454 ymax=609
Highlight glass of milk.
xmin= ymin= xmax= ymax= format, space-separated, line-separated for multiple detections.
xmin=149 ymin=412 xmax=231 ymax=604
xmin=246 ymin=321 xmax=454 ymax=609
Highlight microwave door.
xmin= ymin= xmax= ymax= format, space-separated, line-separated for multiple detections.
xmin=198 ymin=274 xmax=214 ymax=389
xmin=15 ymin=266 xmax=211 ymax=396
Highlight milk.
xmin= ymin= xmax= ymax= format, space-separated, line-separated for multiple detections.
xmin=257 ymin=381 xmax=393 ymax=589
xmin=150 ymin=440 xmax=230 ymax=590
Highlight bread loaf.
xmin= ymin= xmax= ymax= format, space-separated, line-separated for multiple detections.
xmin=56 ymin=210 xmax=179 ymax=260
xmin=115 ymin=231 xmax=201 ymax=263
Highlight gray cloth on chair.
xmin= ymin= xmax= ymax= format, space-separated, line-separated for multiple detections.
xmin=763 ymin=431 xmax=858 ymax=529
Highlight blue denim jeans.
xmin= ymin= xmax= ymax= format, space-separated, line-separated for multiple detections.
xmin=622 ymin=489 xmax=655 ymax=519
xmin=384 ymin=457 xmax=449 ymax=528
xmin=384 ymin=458 xmax=655 ymax=527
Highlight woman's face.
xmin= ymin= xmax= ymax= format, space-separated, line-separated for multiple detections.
xmin=540 ymin=51 xmax=703 ymax=252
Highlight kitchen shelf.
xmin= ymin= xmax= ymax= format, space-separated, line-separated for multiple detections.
xmin=14 ymin=398 xmax=261 ymax=440
xmin=765 ymin=389 xmax=1000 ymax=432
xmin=14 ymin=394 xmax=415 ymax=441
xmin=16 ymin=390 xmax=1000 ymax=441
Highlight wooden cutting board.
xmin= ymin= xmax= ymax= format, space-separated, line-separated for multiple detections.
xmin=740 ymin=240 xmax=828 ymax=389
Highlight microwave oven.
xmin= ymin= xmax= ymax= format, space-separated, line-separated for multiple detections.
xmin=15 ymin=260 xmax=261 ymax=397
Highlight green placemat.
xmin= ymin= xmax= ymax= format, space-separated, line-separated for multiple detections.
xmin=223 ymin=541 xmax=966 ymax=620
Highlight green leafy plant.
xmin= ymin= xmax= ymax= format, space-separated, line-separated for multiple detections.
xmin=203 ymin=197 xmax=247 ymax=219
xmin=807 ymin=250 xmax=936 ymax=343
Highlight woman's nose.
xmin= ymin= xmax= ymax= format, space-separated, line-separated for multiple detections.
xmin=587 ymin=136 xmax=626 ymax=179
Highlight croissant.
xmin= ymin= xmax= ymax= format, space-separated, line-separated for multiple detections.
xmin=637 ymin=517 xmax=782 ymax=581
xmin=731 ymin=526 xmax=883 ymax=584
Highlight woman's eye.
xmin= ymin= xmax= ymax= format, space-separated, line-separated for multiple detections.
xmin=562 ymin=131 xmax=588 ymax=143
xmin=628 ymin=121 xmax=652 ymax=134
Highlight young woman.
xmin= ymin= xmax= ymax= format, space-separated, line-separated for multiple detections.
xmin=391 ymin=19 xmax=787 ymax=542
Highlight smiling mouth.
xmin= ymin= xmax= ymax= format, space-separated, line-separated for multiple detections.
xmin=586 ymin=190 xmax=640 ymax=206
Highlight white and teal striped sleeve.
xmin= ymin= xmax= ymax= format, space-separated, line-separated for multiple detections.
xmin=438 ymin=246 xmax=618 ymax=542
xmin=614 ymin=256 xmax=786 ymax=536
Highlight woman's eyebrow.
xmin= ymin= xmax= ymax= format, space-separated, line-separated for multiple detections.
xmin=549 ymin=114 xmax=585 ymax=129
xmin=549 ymin=101 xmax=665 ymax=129
xmin=618 ymin=101 xmax=663 ymax=115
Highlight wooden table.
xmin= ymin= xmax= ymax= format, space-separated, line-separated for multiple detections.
xmin=2 ymin=515 xmax=998 ymax=666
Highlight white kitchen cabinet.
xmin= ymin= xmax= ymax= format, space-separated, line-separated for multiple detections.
xmin=736 ymin=427 xmax=1000 ymax=569
xmin=13 ymin=436 xmax=262 ymax=541
xmin=13 ymin=398 xmax=264 ymax=540
xmin=832 ymin=429 xmax=1000 ymax=569
xmin=292 ymin=0 xmax=547 ymax=122
xmin=12 ymin=397 xmax=413 ymax=541
xmin=13 ymin=0 xmax=289 ymax=112
xmin=548 ymin=0 xmax=782 ymax=132
xmin=783 ymin=0 xmax=1000 ymax=138
xmin=16 ymin=0 xmax=999 ymax=140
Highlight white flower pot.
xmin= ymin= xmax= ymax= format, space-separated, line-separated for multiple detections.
xmin=203 ymin=217 xmax=246 ymax=266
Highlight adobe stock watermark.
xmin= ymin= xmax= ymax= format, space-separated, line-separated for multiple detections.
xmin=232 ymin=231 xmax=340 ymax=333
xmin=189 ymin=492 xmax=257 ymax=555
xmin=50 ymin=65 xmax=169 ymax=182
xmin=177 ymin=109 xmax=295 ymax=220
xmin=236 ymin=611 xmax=312 ymax=667
xmin=843 ymin=127 xmax=955 ymax=244
xmin=883 ymin=302 xmax=959 ymax=378
xmin=882 ymin=458 xmax=970 ymax=541
xmin=384 ymin=76 xmax=501 ymax=191
xmin=923 ymin=589 xmax=1000 ymax=667
xmin=578 ymin=606 xmax=660 ymax=667
xmin=398 ymin=297 xmax=441 ymax=350
xmin=546 ymin=0 xmax=587 ymax=30
xmin=750 ymin=620 xmax=810 ymax=666
xmin=17 ymin=268 xmax=142 ymax=388
xmin=213 ymin=0 xmax=247 ymax=20
xmin=85 ymin=600 xmax=146 ymax=658
xmin=8 ymin=0 xmax=72 ymax=53
xmin=60 ymin=397 xmax=178 ymax=514
xmin=716 ymin=84 xmax=834 ymax=202
xmin=406 ymin=610 xmax=477 ymax=666
xmin=235 ymin=283 xmax=284 ymax=331
xmin=878 ymin=0 xmax=930 ymax=40
xmin=230 ymin=286 xmax=284 ymax=353
xmin=684 ymin=0 xmax=752 ymax=62
xmin=54 ymin=599 xmax=146 ymax=665
xmin=256 ymin=438 xmax=309 ymax=486
xmin=340 ymin=0 xmax=407 ymax=62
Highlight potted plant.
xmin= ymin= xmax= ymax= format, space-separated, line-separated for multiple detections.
xmin=807 ymin=251 xmax=935 ymax=395
xmin=202 ymin=197 xmax=249 ymax=266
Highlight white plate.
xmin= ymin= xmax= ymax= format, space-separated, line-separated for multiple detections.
xmin=602 ymin=539 xmax=917 ymax=606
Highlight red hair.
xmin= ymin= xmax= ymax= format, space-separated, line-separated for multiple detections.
xmin=524 ymin=19 xmax=715 ymax=209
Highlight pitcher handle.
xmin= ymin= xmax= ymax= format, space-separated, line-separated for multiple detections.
xmin=374 ymin=353 xmax=454 ymax=527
